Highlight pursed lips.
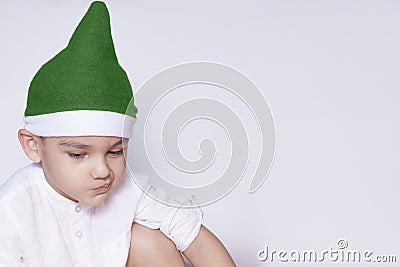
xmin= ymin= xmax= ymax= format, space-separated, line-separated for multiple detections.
xmin=94 ymin=180 xmax=113 ymax=190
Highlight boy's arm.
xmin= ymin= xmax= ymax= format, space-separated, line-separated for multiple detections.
xmin=132 ymin=180 xmax=235 ymax=265
xmin=183 ymin=225 xmax=236 ymax=267
xmin=133 ymin=182 xmax=202 ymax=252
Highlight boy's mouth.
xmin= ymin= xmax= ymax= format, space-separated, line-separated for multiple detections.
xmin=93 ymin=183 xmax=112 ymax=194
xmin=97 ymin=184 xmax=110 ymax=189
xmin=94 ymin=182 xmax=112 ymax=190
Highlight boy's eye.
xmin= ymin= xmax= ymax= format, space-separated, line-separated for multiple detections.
xmin=108 ymin=149 xmax=124 ymax=157
xmin=68 ymin=152 xmax=87 ymax=159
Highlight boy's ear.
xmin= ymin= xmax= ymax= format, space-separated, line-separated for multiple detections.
xmin=18 ymin=129 xmax=42 ymax=163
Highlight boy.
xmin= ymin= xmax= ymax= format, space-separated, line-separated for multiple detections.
xmin=0 ymin=1 xmax=235 ymax=266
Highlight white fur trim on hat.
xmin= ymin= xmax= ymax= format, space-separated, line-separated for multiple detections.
xmin=23 ymin=110 xmax=136 ymax=138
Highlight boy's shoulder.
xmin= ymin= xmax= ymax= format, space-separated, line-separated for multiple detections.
xmin=0 ymin=163 xmax=44 ymax=226
xmin=0 ymin=163 xmax=41 ymax=204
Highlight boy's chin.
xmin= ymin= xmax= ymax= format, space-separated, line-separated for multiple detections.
xmin=80 ymin=193 xmax=109 ymax=207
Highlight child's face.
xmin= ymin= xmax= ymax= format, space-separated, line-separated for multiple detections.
xmin=36 ymin=135 xmax=128 ymax=207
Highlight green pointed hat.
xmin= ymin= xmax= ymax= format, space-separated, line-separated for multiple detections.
xmin=24 ymin=1 xmax=138 ymax=138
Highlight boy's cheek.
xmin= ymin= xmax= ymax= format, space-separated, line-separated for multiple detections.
xmin=112 ymin=169 xmax=126 ymax=189
xmin=114 ymin=159 xmax=127 ymax=175
xmin=113 ymin=171 xmax=125 ymax=186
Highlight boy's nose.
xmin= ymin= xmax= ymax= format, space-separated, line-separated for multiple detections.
xmin=90 ymin=157 xmax=111 ymax=179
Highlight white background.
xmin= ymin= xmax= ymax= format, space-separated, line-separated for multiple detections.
xmin=1 ymin=1 xmax=399 ymax=266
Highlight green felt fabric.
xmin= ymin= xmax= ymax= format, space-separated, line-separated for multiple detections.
xmin=25 ymin=1 xmax=138 ymax=118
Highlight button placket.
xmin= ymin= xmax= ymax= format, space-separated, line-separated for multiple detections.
xmin=69 ymin=204 xmax=95 ymax=266
xmin=71 ymin=204 xmax=85 ymax=240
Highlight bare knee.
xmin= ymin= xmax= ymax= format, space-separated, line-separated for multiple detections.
xmin=126 ymin=222 xmax=186 ymax=267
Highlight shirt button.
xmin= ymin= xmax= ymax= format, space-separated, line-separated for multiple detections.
xmin=75 ymin=205 xmax=81 ymax=213
xmin=75 ymin=231 xmax=83 ymax=239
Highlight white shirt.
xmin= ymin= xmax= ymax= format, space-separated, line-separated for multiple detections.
xmin=0 ymin=163 xmax=202 ymax=266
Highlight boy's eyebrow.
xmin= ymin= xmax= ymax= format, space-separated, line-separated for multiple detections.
xmin=112 ymin=140 xmax=123 ymax=147
xmin=58 ymin=139 xmax=126 ymax=149
xmin=58 ymin=141 xmax=90 ymax=149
